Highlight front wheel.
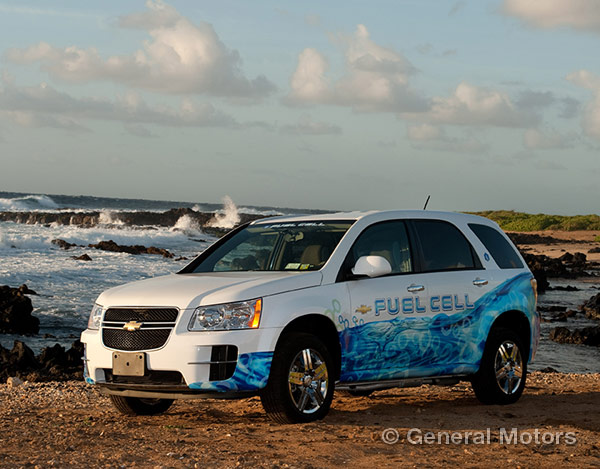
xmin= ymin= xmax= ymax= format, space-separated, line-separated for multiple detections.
xmin=260 ymin=333 xmax=335 ymax=424
xmin=471 ymin=327 xmax=527 ymax=405
xmin=109 ymin=395 xmax=174 ymax=416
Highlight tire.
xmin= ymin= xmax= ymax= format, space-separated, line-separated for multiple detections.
xmin=260 ymin=333 xmax=335 ymax=424
xmin=109 ymin=395 xmax=174 ymax=416
xmin=471 ymin=327 xmax=527 ymax=405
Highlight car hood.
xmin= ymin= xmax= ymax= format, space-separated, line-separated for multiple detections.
xmin=95 ymin=271 xmax=323 ymax=310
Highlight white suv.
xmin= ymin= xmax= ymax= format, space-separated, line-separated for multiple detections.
xmin=81 ymin=210 xmax=539 ymax=423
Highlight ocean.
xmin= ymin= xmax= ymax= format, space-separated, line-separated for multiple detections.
xmin=0 ymin=191 xmax=598 ymax=373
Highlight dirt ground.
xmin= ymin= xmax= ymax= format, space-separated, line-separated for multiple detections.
xmin=512 ymin=230 xmax=600 ymax=263
xmin=0 ymin=372 xmax=599 ymax=468
xmin=1 ymin=230 xmax=598 ymax=468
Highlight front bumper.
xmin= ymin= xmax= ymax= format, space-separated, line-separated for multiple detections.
xmin=81 ymin=326 xmax=280 ymax=394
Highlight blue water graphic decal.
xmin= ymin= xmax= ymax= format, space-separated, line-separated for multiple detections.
xmin=339 ymin=273 xmax=537 ymax=383
xmin=189 ymin=351 xmax=273 ymax=392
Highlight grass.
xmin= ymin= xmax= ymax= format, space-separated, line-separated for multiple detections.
xmin=468 ymin=211 xmax=600 ymax=232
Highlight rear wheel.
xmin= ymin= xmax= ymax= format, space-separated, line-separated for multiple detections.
xmin=109 ymin=395 xmax=174 ymax=416
xmin=260 ymin=333 xmax=334 ymax=424
xmin=471 ymin=327 xmax=527 ymax=405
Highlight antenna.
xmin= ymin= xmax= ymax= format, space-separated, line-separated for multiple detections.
xmin=423 ymin=195 xmax=431 ymax=210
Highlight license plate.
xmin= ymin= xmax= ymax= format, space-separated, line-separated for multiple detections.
xmin=112 ymin=352 xmax=145 ymax=376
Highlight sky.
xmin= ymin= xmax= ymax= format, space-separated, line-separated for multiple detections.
xmin=0 ymin=0 xmax=599 ymax=214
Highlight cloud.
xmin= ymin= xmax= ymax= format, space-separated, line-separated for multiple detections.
xmin=567 ymin=69 xmax=600 ymax=140
xmin=406 ymin=123 xmax=488 ymax=153
xmin=4 ymin=0 xmax=275 ymax=98
xmin=2 ymin=110 xmax=90 ymax=132
xmin=288 ymin=48 xmax=330 ymax=103
xmin=407 ymin=123 xmax=444 ymax=141
xmin=0 ymin=82 xmax=237 ymax=129
xmin=523 ymin=128 xmax=576 ymax=149
xmin=280 ymin=116 xmax=342 ymax=135
xmin=404 ymin=82 xmax=539 ymax=127
xmin=515 ymin=90 xmax=555 ymax=109
xmin=503 ymin=0 xmax=600 ymax=33
xmin=559 ymin=97 xmax=581 ymax=119
xmin=286 ymin=24 xmax=427 ymax=112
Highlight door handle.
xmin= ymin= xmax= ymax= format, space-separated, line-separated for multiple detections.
xmin=407 ymin=284 xmax=425 ymax=293
xmin=473 ymin=278 xmax=488 ymax=287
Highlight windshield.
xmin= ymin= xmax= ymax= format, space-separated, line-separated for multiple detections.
xmin=187 ymin=221 xmax=354 ymax=273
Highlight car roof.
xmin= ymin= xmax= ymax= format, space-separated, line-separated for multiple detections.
xmin=251 ymin=210 xmax=495 ymax=226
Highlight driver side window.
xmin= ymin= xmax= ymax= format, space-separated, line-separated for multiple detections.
xmin=348 ymin=221 xmax=413 ymax=274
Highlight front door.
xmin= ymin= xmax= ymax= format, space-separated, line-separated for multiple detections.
xmin=339 ymin=220 xmax=429 ymax=383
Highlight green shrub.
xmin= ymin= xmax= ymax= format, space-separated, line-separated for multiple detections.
xmin=467 ymin=211 xmax=600 ymax=232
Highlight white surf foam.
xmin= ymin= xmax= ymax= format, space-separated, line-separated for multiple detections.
xmin=207 ymin=196 xmax=241 ymax=229
xmin=171 ymin=214 xmax=205 ymax=236
xmin=0 ymin=194 xmax=60 ymax=211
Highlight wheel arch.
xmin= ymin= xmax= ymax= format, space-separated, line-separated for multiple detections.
xmin=275 ymin=314 xmax=342 ymax=380
xmin=488 ymin=310 xmax=532 ymax=360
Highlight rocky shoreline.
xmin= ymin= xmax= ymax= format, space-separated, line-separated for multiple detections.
xmin=0 ymin=207 xmax=264 ymax=235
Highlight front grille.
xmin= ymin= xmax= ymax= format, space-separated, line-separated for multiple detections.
xmin=103 ymin=328 xmax=171 ymax=351
xmin=104 ymin=308 xmax=178 ymax=322
xmin=101 ymin=307 xmax=178 ymax=351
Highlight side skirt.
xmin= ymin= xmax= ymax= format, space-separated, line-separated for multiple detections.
xmin=336 ymin=374 xmax=471 ymax=392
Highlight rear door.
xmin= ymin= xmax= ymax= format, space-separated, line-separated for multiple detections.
xmin=410 ymin=219 xmax=491 ymax=375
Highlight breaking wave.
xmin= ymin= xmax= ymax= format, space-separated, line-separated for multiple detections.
xmin=207 ymin=196 xmax=241 ymax=229
xmin=0 ymin=194 xmax=60 ymax=211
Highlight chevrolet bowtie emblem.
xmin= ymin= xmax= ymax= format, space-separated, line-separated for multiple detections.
xmin=123 ymin=321 xmax=142 ymax=332
xmin=355 ymin=305 xmax=372 ymax=315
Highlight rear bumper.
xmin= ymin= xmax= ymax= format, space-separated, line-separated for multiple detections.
xmin=81 ymin=326 xmax=280 ymax=393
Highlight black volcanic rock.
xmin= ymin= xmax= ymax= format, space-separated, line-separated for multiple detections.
xmin=71 ymin=254 xmax=92 ymax=261
xmin=88 ymin=240 xmax=174 ymax=258
xmin=549 ymin=326 xmax=600 ymax=347
xmin=0 ymin=340 xmax=84 ymax=382
xmin=0 ymin=208 xmax=266 ymax=229
xmin=582 ymin=293 xmax=600 ymax=321
xmin=508 ymin=233 xmax=562 ymax=245
xmin=520 ymin=252 xmax=594 ymax=293
xmin=0 ymin=285 xmax=40 ymax=335
xmin=51 ymin=239 xmax=79 ymax=250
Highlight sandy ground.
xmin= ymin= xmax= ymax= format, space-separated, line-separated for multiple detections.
xmin=511 ymin=230 xmax=600 ymax=263
xmin=1 ymin=230 xmax=598 ymax=468
xmin=0 ymin=373 xmax=598 ymax=468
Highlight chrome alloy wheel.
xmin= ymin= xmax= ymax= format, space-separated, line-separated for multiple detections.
xmin=287 ymin=348 xmax=329 ymax=414
xmin=494 ymin=340 xmax=523 ymax=395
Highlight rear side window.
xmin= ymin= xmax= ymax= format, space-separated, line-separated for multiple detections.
xmin=413 ymin=220 xmax=477 ymax=272
xmin=469 ymin=223 xmax=523 ymax=269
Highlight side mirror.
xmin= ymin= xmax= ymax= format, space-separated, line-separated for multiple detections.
xmin=351 ymin=256 xmax=392 ymax=278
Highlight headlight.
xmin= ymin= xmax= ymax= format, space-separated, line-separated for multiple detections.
xmin=188 ymin=298 xmax=262 ymax=331
xmin=88 ymin=303 xmax=104 ymax=330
